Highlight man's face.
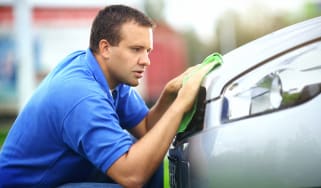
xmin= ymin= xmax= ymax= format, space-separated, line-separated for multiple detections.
xmin=106 ymin=21 xmax=153 ymax=88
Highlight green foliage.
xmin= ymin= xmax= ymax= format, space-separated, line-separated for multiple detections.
xmin=182 ymin=30 xmax=219 ymax=66
xmin=0 ymin=128 xmax=9 ymax=147
xmin=0 ymin=120 xmax=13 ymax=148
xmin=303 ymin=2 xmax=321 ymax=19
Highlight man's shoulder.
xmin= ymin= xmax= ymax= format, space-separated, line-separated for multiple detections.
xmin=38 ymin=62 xmax=104 ymax=109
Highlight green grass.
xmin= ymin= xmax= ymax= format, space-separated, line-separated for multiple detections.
xmin=0 ymin=129 xmax=9 ymax=147
xmin=0 ymin=121 xmax=13 ymax=148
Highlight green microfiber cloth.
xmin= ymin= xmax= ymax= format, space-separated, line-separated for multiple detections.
xmin=177 ymin=52 xmax=223 ymax=133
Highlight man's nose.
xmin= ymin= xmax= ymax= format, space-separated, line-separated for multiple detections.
xmin=139 ymin=52 xmax=151 ymax=66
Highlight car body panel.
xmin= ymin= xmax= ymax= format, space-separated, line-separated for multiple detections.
xmin=169 ymin=16 xmax=321 ymax=188
xmin=187 ymin=94 xmax=321 ymax=187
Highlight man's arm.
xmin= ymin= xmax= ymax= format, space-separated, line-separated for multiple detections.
xmin=107 ymin=63 xmax=214 ymax=188
xmin=129 ymin=65 xmax=196 ymax=139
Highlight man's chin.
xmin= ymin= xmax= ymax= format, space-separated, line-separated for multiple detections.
xmin=126 ymin=80 xmax=140 ymax=87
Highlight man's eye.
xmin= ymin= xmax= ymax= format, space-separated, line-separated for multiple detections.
xmin=131 ymin=47 xmax=141 ymax=52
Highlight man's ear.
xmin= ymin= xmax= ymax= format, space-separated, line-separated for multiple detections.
xmin=98 ymin=39 xmax=111 ymax=59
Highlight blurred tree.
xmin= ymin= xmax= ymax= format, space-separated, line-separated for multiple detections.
xmin=182 ymin=29 xmax=210 ymax=65
xmin=143 ymin=0 xmax=165 ymax=21
xmin=214 ymin=2 xmax=316 ymax=53
xmin=145 ymin=0 xmax=321 ymax=68
xmin=216 ymin=10 xmax=238 ymax=54
xmin=297 ymin=1 xmax=321 ymax=21
xmin=230 ymin=4 xmax=287 ymax=49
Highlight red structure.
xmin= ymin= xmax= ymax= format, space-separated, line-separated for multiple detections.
xmin=147 ymin=22 xmax=187 ymax=104
xmin=0 ymin=5 xmax=188 ymax=107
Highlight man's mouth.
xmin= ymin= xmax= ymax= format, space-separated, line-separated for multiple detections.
xmin=134 ymin=70 xmax=144 ymax=79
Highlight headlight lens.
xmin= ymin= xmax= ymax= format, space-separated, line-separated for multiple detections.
xmin=222 ymin=42 xmax=321 ymax=122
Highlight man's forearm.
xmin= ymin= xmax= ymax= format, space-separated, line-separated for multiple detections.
xmin=107 ymin=98 xmax=185 ymax=187
xmin=146 ymin=85 xmax=178 ymax=130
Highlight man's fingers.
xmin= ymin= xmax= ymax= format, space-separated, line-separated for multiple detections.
xmin=185 ymin=63 xmax=215 ymax=85
xmin=176 ymin=63 xmax=216 ymax=112
xmin=196 ymin=62 xmax=215 ymax=78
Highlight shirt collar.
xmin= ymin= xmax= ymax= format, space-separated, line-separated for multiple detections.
xmin=85 ymin=48 xmax=116 ymax=95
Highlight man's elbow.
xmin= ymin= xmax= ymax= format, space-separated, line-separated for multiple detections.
xmin=122 ymin=174 xmax=146 ymax=188
xmin=110 ymin=173 xmax=146 ymax=188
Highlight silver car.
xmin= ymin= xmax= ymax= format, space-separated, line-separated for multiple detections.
xmin=169 ymin=16 xmax=321 ymax=188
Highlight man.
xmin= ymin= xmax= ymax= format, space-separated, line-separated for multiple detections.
xmin=0 ymin=4 xmax=214 ymax=188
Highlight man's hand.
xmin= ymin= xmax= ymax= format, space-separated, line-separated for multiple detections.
xmin=141 ymin=63 xmax=213 ymax=136
xmin=175 ymin=63 xmax=215 ymax=112
xmin=165 ymin=66 xmax=197 ymax=94
xmin=153 ymin=63 xmax=214 ymax=118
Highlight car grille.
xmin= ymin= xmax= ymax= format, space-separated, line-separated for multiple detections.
xmin=168 ymin=148 xmax=190 ymax=188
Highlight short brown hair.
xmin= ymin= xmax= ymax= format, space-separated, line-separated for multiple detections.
xmin=89 ymin=4 xmax=155 ymax=53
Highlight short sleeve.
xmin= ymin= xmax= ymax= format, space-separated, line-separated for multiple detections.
xmin=116 ymin=85 xmax=149 ymax=129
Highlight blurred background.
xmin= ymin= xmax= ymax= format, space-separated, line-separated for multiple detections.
xmin=0 ymin=0 xmax=321 ymax=144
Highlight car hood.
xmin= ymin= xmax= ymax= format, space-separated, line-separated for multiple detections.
xmin=202 ymin=16 xmax=321 ymax=100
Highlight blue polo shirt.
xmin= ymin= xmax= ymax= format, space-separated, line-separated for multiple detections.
xmin=0 ymin=49 xmax=149 ymax=187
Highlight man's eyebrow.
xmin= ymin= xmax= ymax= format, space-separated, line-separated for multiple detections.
xmin=130 ymin=44 xmax=152 ymax=50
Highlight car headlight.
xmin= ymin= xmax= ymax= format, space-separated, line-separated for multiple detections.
xmin=222 ymin=42 xmax=321 ymax=122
